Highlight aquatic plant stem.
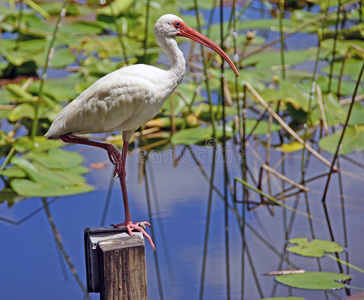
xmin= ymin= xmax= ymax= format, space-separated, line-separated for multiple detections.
xmin=326 ymin=254 xmax=364 ymax=274
xmin=219 ymin=2 xmax=231 ymax=299
xmin=31 ymin=0 xmax=67 ymax=139
xmin=193 ymin=0 xmax=216 ymax=137
xmin=0 ymin=147 xmax=15 ymax=173
xmin=279 ymin=0 xmax=286 ymax=80
xmin=142 ymin=153 xmax=164 ymax=300
xmin=199 ymin=144 xmax=217 ymax=300
xmin=245 ymin=83 xmax=338 ymax=171
xmin=235 ymin=178 xmax=324 ymax=223
xmin=322 ymin=60 xmax=364 ymax=203
xmin=148 ymin=162 xmax=174 ymax=280
xmin=142 ymin=0 xmax=151 ymax=63
xmin=109 ymin=1 xmax=128 ymax=65
xmin=41 ymin=198 xmax=90 ymax=299
xmin=328 ymin=0 xmax=342 ymax=92
xmin=15 ymin=0 xmax=23 ymax=50
xmin=242 ymin=0 xmax=361 ymax=60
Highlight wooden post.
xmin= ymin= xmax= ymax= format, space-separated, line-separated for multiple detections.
xmin=84 ymin=227 xmax=147 ymax=300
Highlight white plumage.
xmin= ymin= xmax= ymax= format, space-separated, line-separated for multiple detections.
xmin=45 ymin=14 xmax=238 ymax=250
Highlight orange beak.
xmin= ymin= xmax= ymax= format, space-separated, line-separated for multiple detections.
xmin=177 ymin=24 xmax=239 ymax=77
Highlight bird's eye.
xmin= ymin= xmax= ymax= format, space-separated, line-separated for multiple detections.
xmin=174 ymin=21 xmax=181 ymax=28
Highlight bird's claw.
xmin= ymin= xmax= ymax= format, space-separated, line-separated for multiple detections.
xmin=105 ymin=145 xmax=123 ymax=177
xmin=112 ymin=221 xmax=155 ymax=250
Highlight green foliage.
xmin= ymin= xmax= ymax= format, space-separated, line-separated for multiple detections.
xmin=0 ymin=0 xmax=363 ymax=204
xmin=275 ymin=272 xmax=350 ymax=290
xmin=7 ymin=150 xmax=93 ymax=197
xmin=260 ymin=297 xmax=304 ymax=300
xmin=287 ymin=238 xmax=344 ymax=258
xmin=319 ymin=126 xmax=364 ymax=155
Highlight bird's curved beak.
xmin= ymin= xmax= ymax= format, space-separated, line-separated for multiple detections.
xmin=177 ymin=25 xmax=239 ymax=77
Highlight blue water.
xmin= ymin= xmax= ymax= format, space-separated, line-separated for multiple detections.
xmin=1 ymin=141 xmax=364 ymax=299
xmin=1 ymin=3 xmax=364 ymax=299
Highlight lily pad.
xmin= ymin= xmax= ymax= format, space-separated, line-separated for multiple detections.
xmin=171 ymin=125 xmax=234 ymax=145
xmin=319 ymin=126 xmax=364 ymax=155
xmin=171 ymin=127 xmax=214 ymax=145
xmin=276 ymin=141 xmax=304 ymax=153
xmin=261 ymin=297 xmax=304 ymax=300
xmin=260 ymin=80 xmax=311 ymax=111
xmin=321 ymin=58 xmax=364 ymax=80
xmin=275 ymin=272 xmax=350 ymax=290
xmin=97 ymin=0 xmax=134 ymax=16
xmin=11 ymin=178 xmax=93 ymax=197
xmin=242 ymin=50 xmax=310 ymax=69
xmin=25 ymin=148 xmax=84 ymax=169
xmin=287 ymin=238 xmax=343 ymax=258
xmin=14 ymin=136 xmax=63 ymax=153
xmin=0 ymin=166 xmax=26 ymax=178
xmin=243 ymin=119 xmax=282 ymax=135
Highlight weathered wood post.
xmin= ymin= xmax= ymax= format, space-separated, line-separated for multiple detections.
xmin=84 ymin=227 xmax=147 ymax=300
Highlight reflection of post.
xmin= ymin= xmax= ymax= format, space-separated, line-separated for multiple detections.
xmin=84 ymin=227 xmax=147 ymax=300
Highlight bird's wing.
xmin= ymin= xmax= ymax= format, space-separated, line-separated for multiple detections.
xmin=45 ymin=66 xmax=166 ymax=139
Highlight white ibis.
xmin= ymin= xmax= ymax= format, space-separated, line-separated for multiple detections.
xmin=45 ymin=14 xmax=238 ymax=250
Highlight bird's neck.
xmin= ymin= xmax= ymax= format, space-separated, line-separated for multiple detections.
xmin=157 ymin=36 xmax=186 ymax=87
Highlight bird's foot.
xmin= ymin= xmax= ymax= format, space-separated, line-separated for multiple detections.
xmin=105 ymin=144 xmax=123 ymax=177
xmin=112 ymin=221 xmax=156 ymax=251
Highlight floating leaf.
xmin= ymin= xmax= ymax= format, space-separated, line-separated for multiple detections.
xmin=49 ymin=48 xmax=75 ymax=68
xmin=260 ymin=297 xmax=304 ymax=300
xmin=287 ymin=238 xmax=343 ymax=258
xmin=321 ymin=58 xmax=364 ymax=80
xmin=276 ymin=141 xmax=304 ymax=153
xmin=243 ymin=119 xmax=282 ymax=135
xmin=8 ymin=103 xmax=35 ymax=121
xmin=171 ymin=127 xmax=213 ymax=145
xmin=97 ymin=0 xmax=134 ymax=16
xmin=59 ymin=21 xmax=104 ymax=35
xmin=319 ymin=126 xmax=364 ymax=155
xmin=243 ymin=50 xmax=310 ymax=69
xmin=0 ymin=166 xmax=26 ymax=178
xmin=25 ymin=148 xmax=84 ymax=169
xmin=11 ymin=178 xmax=93 ymax=197
xmin=13 ymin=136 xmax=63 ymax=152
xmin=275 ymin=272 xmax=350 ymax=290
xmin=260 ymin=80 xmax=310 ymax=111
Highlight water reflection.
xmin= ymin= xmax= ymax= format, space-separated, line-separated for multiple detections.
xmin=1 ymin=141 xmax=364 ymax=299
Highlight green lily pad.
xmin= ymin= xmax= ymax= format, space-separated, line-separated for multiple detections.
xmin=319 ymin=126 xmax=364 ymax=155
xmin=287 ymin=238 xmax=343 ymax=258
xmin=25 ymin=148 xmax=84 ymax=169
xmin=243 ymin=119 xmax=282 ymax=135
xmin=11 ymin=156 xmax=81 ymax=186
xmin=275 ymin=272 xmax=350 ymax=290
xmin=0 ymin=166 xmax=26 ymax=178
xmin=8 ymin=103 xmax=35 ymax=121
xmin=171 ymin=127 xmax=214 ymax=145
xmin=9 ymin=149 xmax=93 ymax=197
xmin=5 ymin=84 xmax=34 ymax=102
xmin=13 ymin=136 xmax=63 ymax=153
xmin=242 ymin=50 xmax=310 ymax=69
xmin=11 ymin=178 xmax=93 ymax=197
xmin=321 ymin=58 xmax=364 ymax=80
xmin=276 ymin=141 xmax=304 ymax=153
xmin=261 ymin=297 xmax=304 ymax=300
xmin=260 ymin=80 xmax=311 ymax=111
xmin=97 ymin=0 xmax=134 ymax=16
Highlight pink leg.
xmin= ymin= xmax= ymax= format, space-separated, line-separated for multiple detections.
xmin=60 ymin=134 xmax=156 ymax=250
xmin=60 ymin=134 xmax=122 ymax=177
xmin=112 ymin=141 xmax=156 ymax=250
